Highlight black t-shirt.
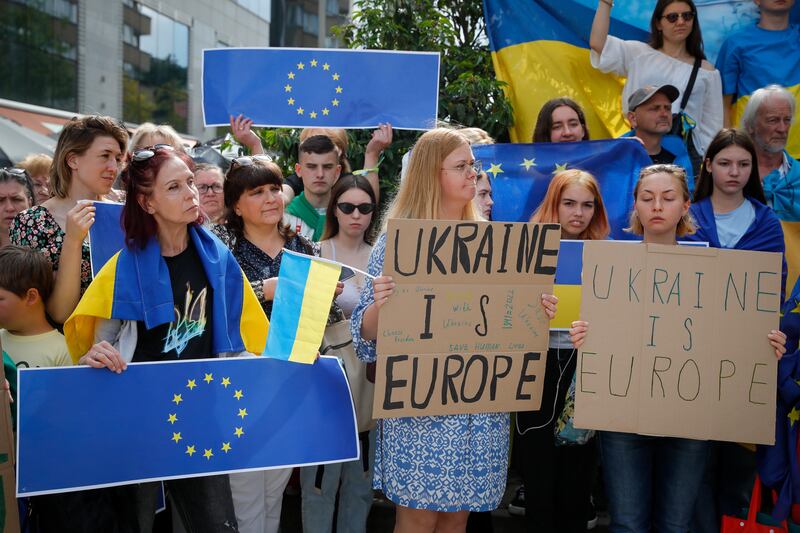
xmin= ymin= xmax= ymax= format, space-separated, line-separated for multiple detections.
xmin=133 ymin=241 xmax=214 ymax=362
xmin=650 ymin=146 xmax=677 ymax=165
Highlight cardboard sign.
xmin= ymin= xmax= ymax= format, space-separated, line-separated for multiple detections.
xmin=574 ymin=241 xmax=781 ymax=444
xmin=0 ymin=392 xmax=17 ymax=533
xmin=375 ymin=219 xmax=560 ymax=418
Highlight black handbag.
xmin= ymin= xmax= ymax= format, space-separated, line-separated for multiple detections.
xmin=670 ymin=56 xmax=703 ymax=175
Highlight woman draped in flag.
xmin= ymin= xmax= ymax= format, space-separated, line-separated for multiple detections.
xmin=65 ymin=145 xmax=268 ymax=532
xmin=688 ymin=128 xmax=786 ymax=530
xmin=350 ymin=128 xmax=559 ymax=532
xmin=570 ymin=164 xmax=786 ymax=532
xmin=589 ymin=0 xmax=722 ymax=169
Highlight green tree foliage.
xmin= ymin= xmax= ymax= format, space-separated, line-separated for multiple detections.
xmin=257 ymin=0 xmax=512 ymax=199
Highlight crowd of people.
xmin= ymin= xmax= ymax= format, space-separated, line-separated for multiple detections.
xmin=0 ymin=0 xmax=799 ymax=532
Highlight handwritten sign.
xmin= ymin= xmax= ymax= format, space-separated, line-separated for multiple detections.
xmin=375 ymin=219 xmax=560 ymax=418
xmin=574 ymin=241 xmax=781 ymax=444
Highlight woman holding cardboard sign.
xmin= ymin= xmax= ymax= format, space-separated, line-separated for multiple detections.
xmin=687 ymin=129 xmax=786 ymax=532
xmin=351 ymin=128 xmax=559 ymax=533
xmin=569 ymin=164 xmax=786 ymax=533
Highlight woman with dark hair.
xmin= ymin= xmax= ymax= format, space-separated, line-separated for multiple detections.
xmin=589 ymin=0 xmax=722 ymax=159
xmin=11 ymin=115 xmax=129 ymax=323
xmin=686 ymin=128 xmax=786 ymax=532
xmin=301 ymin=174 xmax=377 ymax=533
xmin=0 ymin=168 xmax=34 ymax=248
xmin=532 ymin=98 xmax=591 ymax=143
xmin=66 ymin=144 xmax=268 ymax=532
xmin=210 ymin=155 xmax=340 ymax=533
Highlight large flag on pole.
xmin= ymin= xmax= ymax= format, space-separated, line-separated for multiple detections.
xmin=17 ymin=356 xmax=358 ymax=496
xmin=202 ymin=48 xmax=440 ymax=130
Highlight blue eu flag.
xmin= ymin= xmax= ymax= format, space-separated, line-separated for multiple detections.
xmin=473 ymin=140 xmax=654 ymax=239
xmin=17 ymin=356 xmax=358 ymax=496
xmin=202 ymin=48 xmax=440 ymax=130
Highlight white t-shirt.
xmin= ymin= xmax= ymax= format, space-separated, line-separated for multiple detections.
xmin=1 ymin=329 xmax=72 ymax=368
xmin=591 ymin=35 xmax=723 ymax=156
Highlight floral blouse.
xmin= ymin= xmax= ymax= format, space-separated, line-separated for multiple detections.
xmin=10 ymin=206 xmax=93 ymax=293
xmin=211 ymin=224 xmax=319 ymax=319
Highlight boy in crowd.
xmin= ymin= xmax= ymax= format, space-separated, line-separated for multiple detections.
xmin=0 ymin=246 xmax=71 ymax=369
xmin=285 ymin=135 xmax=342 ymax=241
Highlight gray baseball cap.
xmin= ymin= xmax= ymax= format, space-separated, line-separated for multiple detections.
xmin=628 ymin=84 xmax=680 ymax=111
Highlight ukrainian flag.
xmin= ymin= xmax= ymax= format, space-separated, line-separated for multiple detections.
xmin=264 ymin=250 xmax=342 ymax=364
xmin=65 ymin=226 xmax=268 ymax=361
xmin=483 ymin=0 xmax=648 ymax=142
xmin=552 ymin=240 xmax=583 ymax=330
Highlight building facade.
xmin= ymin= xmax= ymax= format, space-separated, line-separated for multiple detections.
xmin=0 ymin=0 xmax=351 ymax=139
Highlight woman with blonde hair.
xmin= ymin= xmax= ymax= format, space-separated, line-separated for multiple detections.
xmin=129 ymin=122 xmax=185 ymax=151
xmin=350 ymin=128 xmax=558 ymax=533
xmin=17 ymin=153 xmax=53 ymax=203
xmin=516 ymin=169 xmax=608 ymax=532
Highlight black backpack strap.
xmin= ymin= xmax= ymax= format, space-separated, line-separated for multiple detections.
xmin=679 ymin=56 xmax=702 ymax=112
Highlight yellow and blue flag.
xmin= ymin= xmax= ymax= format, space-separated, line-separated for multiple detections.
xmin=552 ymin=240 xmax=583 ymax=330
xmin=264 ymin=250 xmax=341 ymax=364
xmin=202 ymin=48 xmax=440 ymax=130
xmin=472 ymin=139 xmax=653 ymax=238
xmin=89 ymin=202 xmax=124 ymax=276
xmin=16 ymin=355 xmax=358 ymax=496
xmin=65 ymin=225 xmax=268 ymax=361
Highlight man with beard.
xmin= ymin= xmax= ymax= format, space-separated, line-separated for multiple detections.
xmin=627 ymin=84 xmax=680 ymax=164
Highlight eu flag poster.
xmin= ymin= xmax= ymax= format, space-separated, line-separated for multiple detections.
xmin=202 ymin=48 xmax=440 ymax=130
xmin=17 ymin=356 xmax=358 ymax=496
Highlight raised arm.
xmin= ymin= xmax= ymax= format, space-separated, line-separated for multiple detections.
xmin=361 ymin=123 xmax=393 ymax=203
xmin=48 ymin=202 xmax=95 ymax=323
xmin=590 ymin=0 xmax=614 ymax=54
xmin=230 ymin=115 xmax=264 ymax=155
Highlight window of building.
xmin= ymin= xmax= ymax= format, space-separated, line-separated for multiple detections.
xmin=236 ymin=0 xmax=269 ymax=21
xmin=123 ymin=2 xmax=189 ymax=132
xmin=0 ymin=0 xmax=79 ymax=111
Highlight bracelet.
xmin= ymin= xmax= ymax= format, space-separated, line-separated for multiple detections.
xmin=600 ymin=0 xmax=613 ymax=7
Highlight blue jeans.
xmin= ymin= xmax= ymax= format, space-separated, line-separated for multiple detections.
xmin=300 ymin=430 xmax=375 ymax=533
xmin=600 ymin=431 xmax=709 ymax=533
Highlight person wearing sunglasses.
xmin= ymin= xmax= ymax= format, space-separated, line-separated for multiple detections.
xmin=300 ymin=174 xmax=377 ymax=533
xmin=589 ymin=0 xmax=722 ymax=164
xmin=0 ymin=168 xmax=35 ymax=249
xmin=10 ymin=115 xmax=128 ymax=325
xmin=195 ymin=163 xmax=226 ymax=223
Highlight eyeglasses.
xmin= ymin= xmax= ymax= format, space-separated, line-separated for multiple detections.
xmin=441 ymin=160 xmax=482 ymax=175
xmin=197 ymin=184 xmax=223 ymax=194
xmin=337 ymin=202 xmax=375 ymax=215
xmin=131 ymin=144 xmax=174 ymax=163
xmin=661 ymin=11 xmax=694 ymax=23
xmin=230 ymin=155 xmax=273 ymax=169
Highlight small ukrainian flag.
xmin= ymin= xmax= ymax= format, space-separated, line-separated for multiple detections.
xmin=264 ymin=250 xmax=342 ymax=364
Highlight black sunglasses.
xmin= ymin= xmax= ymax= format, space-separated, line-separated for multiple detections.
xmin=337 ymin=202 xmax=375 ymax=215
xmin=661 ymin=11 xmax=694 ymax=23
xmin=131 ymin=144 xmax=175 ymax=163
xmin=231 ymin=155 xmax=273 ymax=169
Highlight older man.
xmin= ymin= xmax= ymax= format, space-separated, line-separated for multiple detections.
xmin=742 ymin=84 xmax=798 ymax=220
xmin=194 ymin=163 xmax=226 ymax=223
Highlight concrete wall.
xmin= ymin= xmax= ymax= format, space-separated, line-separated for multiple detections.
xmin=78 ymin=0 xmax=124 ymax=117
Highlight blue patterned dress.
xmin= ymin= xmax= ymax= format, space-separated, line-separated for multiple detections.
xmin=350 ymin=234 xmax=509 ymax=512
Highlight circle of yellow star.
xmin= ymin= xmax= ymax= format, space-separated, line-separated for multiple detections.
xmin=203 ymin=373 xmax=214 ymax=384
xmin=233 ymin=389 xmax=244 ymax=400
xmin=234 ymin=427 xmax=244 ymax=438
xmin=172 ymin=393 xmax=183 ymax=405
xmin=310 ymin=59 xmax=318 ymax=67
xmin=297 ymin=108 xmax=304 ymax=115
xmin=322 ymin=63 xmax=330 ymax=70
xmin=332 ymin=73 xmax=340 ymax=81
xmin=185 ymin=445 xmax=196 ymax=456
xmin=284 ymin=84 xmax=292 ymax=93
xmin=172 ymin=432 xmax=182 ymax=443
xmin=297 ymin=62 xmax=305 ymax=70
xmin=203 ymin=449 xmax=214 ymax=460
xmin=186 ymin=379 xmax=197 ymax=390
xmin=520 ymin=158 xmax=537 ymax=171
xmin=167 ymin=413 xmax=178 ymax=424
xmin=221 ymin=442 xmax=232 ymax=453
xmin=287 ymin=72 xmax=295 ymax=79
xmin=221 ymin=377 xmax=231 ymax=388
xmin=335 ymin=86 xmax=343 ymax=94
xmin=486 ymin=163 xmax=504 ymax=178
xmin=310 ymin=111 xmax=318 ymax=119
xmin=287 ymin=97 xmax=295 ymax=106
xmin=238 ymin=408 xmax=248 ymax=419
xmin=322 ymin=108 xmax=330 ymax=116
xmin=332 ymin=99 xmax=340 ymax=107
